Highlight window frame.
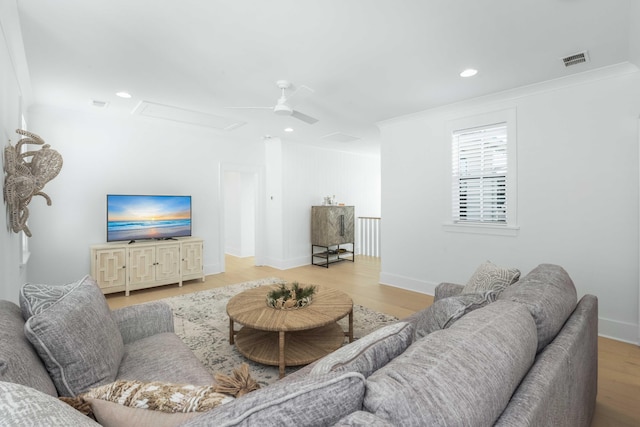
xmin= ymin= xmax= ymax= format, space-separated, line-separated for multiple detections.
xmin=443 ymin=108 xmax=519 ymax=236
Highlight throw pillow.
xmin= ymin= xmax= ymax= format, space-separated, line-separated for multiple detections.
xmin=179 ymin=372 xmax=366 ymax=427
xmin=21 ymin=275 xmax=124 ymax=397
xmin=86 ymin=400 xmax=202 ymax=427
xmin=462 ymin=260 xmax=520 ymax=295
xmin=408 ymin=291 xmax=498 ymax=339
xmin=82 ymin=380 xmax=234 ymax=427
xmin=310 ymin=322 xmax=414 ymax=377
xmin=0 ymin=381 xmax=100 ymax=426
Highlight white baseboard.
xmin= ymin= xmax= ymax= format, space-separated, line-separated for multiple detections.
xmin=379 ymin=271 xmax=437 ymax=296
xmin=598 ymin=317 xmax=639 ymax=345
xmin=262 ymin=255 xmax=310 ymax=271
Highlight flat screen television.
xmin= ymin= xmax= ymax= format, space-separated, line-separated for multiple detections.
xmin=107 ymin=194 xmax=192 ymax=242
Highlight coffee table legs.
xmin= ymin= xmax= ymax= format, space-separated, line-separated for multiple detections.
xmin=229 ymin=321 xmax=289 ymax=379
xmin=229 ymin=318 xmax=235 ymax=345
xmin=279 ymin=331 xmax=286 ymax=378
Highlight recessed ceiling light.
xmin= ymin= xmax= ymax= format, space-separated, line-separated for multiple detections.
xmin=284 ymin=127 xmax=294 ymax=132
xmin=460 ymin=68 xmax=478 ymax=78
xmin=116 ymin=91 xmax=132 ymax=98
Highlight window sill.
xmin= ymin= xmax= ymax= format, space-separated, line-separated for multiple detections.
xmin=442 ymin=222 xmax=519 ymax=236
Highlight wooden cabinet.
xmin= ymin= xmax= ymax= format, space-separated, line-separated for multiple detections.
xmin=311 ymin=206 xmax=355 ymax=246
xmin=128 ymin=243 xmax=181 ymax=293
xmin=91 ymin=248 xmax=127 ymax=294
xmin=181 ymin=239 xmax=204 ymax=281
xmin=311 ymin=206 xmax=355 ymax=267
xmin=90 ymin=237 xmax=204 ymax=296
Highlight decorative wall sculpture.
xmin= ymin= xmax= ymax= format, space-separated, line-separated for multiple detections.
xmin=3 ymin=129 xmax=63 ymax=237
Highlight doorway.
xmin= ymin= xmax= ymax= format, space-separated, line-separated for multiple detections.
xmin=219 ymin=163 xmax=265 ymax=273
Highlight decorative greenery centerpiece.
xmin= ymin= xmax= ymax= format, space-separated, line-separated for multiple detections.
xmin=266 ymin=282 xmax=317 ymax=310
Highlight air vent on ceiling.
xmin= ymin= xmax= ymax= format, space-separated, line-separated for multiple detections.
xmin=562 ymin=51 xmax=590 ymax=68
xmin=132 ymin=101 xmax=246 ymax=131
xmin=321 ymin=132 xmax=361 ymax=143
xmin=91 ymin=99 xmax=109 ymax=108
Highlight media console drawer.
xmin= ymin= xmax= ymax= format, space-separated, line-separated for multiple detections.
xmin=90 ymin=237 xmax=204 ymax=296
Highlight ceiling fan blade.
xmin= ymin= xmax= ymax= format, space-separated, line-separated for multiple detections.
xmin=225 ymin=106 xmax=273 ymax=110
xmin=291 ymin=110 xmax=318 ymax=124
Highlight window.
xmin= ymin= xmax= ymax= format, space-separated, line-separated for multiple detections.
xmin=446 ymin=108 xmax=517 ymax=235
xmin=452 ymin=123 xmax=507 ymax=223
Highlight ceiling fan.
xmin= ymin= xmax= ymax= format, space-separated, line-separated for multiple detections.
xmin=227 ymin=80 xmax=319 ymax=124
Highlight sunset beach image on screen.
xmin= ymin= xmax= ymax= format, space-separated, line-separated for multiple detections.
xmin=107 ymin=195 xmax=192 ymax=241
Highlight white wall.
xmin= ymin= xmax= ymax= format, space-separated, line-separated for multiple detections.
xmin=379 ymin=64 xmax=640 ymax=344
xmin=22 ymin=107 xmax=381 ymax=283
xmin=0 ymin=0 xmax=30 ymax=302
xmin=630 ymin=0 xmax=640 ymax=68
xmin=224 ymin=170 xmax=255 ymax=257
xmin=273 ymin=141 xmax=381 ymax=269
xmin=264 ymin=138 xmax=284 ymax=266
xmin=25 ymin=105 xmax=265 ymax=285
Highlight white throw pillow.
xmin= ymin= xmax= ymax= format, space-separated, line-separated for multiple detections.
xmin=83 ymin=380 xmax=234 ymax=427
xmin=462 ymin=261 xmax=520 ymax=295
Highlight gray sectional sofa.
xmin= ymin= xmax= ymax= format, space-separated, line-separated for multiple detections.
xmin=0 ymin=276 xmax=214 ymax=426
xmin=0 ymin=264 xmax=598 ymax=426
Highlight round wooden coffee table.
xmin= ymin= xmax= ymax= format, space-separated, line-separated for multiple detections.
xmin=227 ymin=285 xmax=353 ymax=378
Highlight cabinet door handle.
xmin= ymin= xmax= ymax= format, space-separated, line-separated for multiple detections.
xmin=340 ymin=215 xmax=345 ymax=236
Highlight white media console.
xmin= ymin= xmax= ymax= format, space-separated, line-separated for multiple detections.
xmin=90 ymin=236 xmax=204 ymax=296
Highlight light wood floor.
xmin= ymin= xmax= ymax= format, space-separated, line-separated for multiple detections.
xmin=106 ymin=255 xmax=640 ymax=427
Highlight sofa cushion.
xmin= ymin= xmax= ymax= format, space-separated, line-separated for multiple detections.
xmin=180 ymin=372 xmax=365 ymax=427
xmin=0 ymin=381 xmax=100 ymax=426
xmin=364 ymin=301 xmax=538 ymax=427
xmin=462 ymin=260 xmax=520 ymax=295
xmin=310 ymin=322 xmax=413 ymax=377
xmin=433 ymin=282 xmax=464 ymax=301
xmin=111 ymin=301 xmax=175 ymax=344
xmin=0 ymin=300 xmax=58 ymax=397
xmin=21 ymin=276 xmax=124 ymax=397
xmin=498 ymin=263 xmax=577 ymax=352
xmin=334 ymin=410 xmax=396 ymax=426
xmin=117 ymin=332 xmax=214 ymax=385
xmin=406 ymin=292 xmax=497 ymax=339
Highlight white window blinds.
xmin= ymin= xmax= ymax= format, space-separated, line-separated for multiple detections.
xmin=452 ymin=122 xmax=508 ymax=223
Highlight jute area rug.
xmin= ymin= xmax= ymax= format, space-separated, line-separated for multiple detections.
xmin=160 ymin=277 xmax=397 ymax=387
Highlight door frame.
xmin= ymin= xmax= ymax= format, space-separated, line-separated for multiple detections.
xmin=218 ymin=162 xmax=266 ymax=272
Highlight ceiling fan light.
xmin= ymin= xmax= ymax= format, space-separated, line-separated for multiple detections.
xmin=460 ymin=68 xmax=478 ymax=78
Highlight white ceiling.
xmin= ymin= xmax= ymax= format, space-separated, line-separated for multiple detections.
xmin=16 ymin=0 xmax=633 ymax=155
